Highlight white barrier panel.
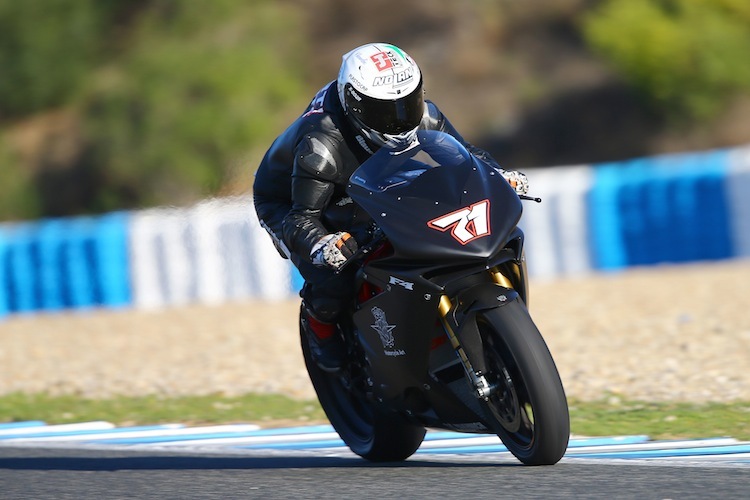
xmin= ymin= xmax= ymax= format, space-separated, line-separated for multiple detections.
xmin=211 ymin=197 xmax=294 ymax=301
xmin=727 ymin=146 xmax=750 ymax=258
xmin=190 ymin=200 xmax=227 ymax=304
xmin=130 ymin=209 xmax=171 ymax=309
xmin=521 ymin=165 xmax=594 ymax=279
xmin=129 ymin=197 xmax=294 ymax=309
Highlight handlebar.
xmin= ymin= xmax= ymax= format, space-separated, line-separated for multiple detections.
xmin=520 ymin=194 xmax=542 ymax=203
xmin=334 ymin=228 xmax=387 ymax=275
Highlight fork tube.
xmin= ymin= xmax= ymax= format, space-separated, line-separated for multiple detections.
xmin=438 ymin=296 xmax=463 ymax=353
xmin=489 ymin=267 xmax=513 ymax=288
xmin=438 ymin=295 xmax=491 ymax=399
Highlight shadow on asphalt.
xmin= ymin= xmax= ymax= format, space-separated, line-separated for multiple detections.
xmin=0 ymin=451 xmax=525 ymax=471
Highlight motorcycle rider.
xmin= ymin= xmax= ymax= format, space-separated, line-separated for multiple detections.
xmin=253 ymin=42 xmax=529 ymax=372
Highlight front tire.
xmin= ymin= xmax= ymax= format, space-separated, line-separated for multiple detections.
xmin=478 ymin=300 xmax=570 ymax=465
xmin=300 ymin=312 xmax=426 ymax=462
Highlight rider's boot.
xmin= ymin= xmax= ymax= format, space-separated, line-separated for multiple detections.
xmin=302 ymin=308 xmax=345 ymax=373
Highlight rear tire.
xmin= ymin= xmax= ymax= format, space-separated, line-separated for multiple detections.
xmin=478 ymin=299 xmax=569 ymax=465
xmin=300 ymin=311 xmax=426 ymax=462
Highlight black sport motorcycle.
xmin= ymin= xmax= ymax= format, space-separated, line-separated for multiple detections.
xmin=300 ymin=130 xmax=569 ymax=465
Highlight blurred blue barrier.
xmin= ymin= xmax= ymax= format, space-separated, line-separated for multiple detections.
xmin=64 ymin=217 xmax=96 ymax=308
xmin=589 ymin=149 xmax=733 ymax=270
xmin=37 ymin=219 xmax=65 ymax=311
xmin=0 ymin=231 xmax=6 ymax=316
xmin=0 ymin=213 xmax=132 ymax=318
xmin=291 ymin=268 xmax=305 ymax=294
xmin=5 ymin=224 xmax=37 ymax=313
xmin=94 ymin=212 xmax=131 ymax=307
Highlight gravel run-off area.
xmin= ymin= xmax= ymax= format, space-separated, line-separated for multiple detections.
xmin=1 ymin=259 xmax=749 ymax=404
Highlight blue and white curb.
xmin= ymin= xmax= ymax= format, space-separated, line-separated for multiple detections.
xmin=1 ymin=421 xmax=748 ymax=466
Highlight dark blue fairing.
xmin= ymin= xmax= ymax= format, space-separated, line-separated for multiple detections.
xmin=348 ymin=130 xmax=523 ymax=262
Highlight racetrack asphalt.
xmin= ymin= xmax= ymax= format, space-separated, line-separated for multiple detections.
xmin=1 ymin=421 xmax=748 ymax=499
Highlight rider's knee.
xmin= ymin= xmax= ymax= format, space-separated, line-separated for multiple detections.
xmin=305 ymin=296 xmax=343 ymax=323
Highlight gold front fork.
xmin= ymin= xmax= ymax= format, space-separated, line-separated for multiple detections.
xmin=438 ymin=266 xmax=514 ymax=354
xmin=438 ymin=295 xmax=465 ymax=355
xmin=435 ymin=266 xmax=518 ymax=400
xmin=437 ymin=293 xmax=493 ymax=399
xmin=489 ymin=267 xmax=513 ymax=288
xmin=490 ymin=263 xmax=528 ymax=308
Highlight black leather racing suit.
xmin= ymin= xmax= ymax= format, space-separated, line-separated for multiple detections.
xmin=253 ymin=81 xmax=502 ymax=321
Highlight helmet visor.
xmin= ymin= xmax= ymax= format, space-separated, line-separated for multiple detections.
xmin=345 ymin=78 xmax=424 ymax=136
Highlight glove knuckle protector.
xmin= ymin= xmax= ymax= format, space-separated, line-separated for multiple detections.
xmin=310 ymin=231 xmax=358 ymax=270
xmin=501 ymin=170 xmax=529 ymax=195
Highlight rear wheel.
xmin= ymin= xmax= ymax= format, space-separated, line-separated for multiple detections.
xmin=300 ymin=312 xmax=426 ymax=462
xmin=478 ymin=300 xmax=569 ymax=465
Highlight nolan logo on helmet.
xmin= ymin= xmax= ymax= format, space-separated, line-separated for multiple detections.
xmin=373 ymin=67 xmax=415 ymax=88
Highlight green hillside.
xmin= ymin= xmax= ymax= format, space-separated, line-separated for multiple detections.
xmin=2 ymin=0 xmax=749 ymax=220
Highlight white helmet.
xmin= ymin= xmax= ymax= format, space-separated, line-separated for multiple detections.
xmin=337 ymin=43 xmax=424 ymax=149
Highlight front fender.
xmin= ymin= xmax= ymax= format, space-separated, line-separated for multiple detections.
xmin=444 ymin=283 xmax=519 ymax=377
xmin=455 ymin=283 xmax=519 ymax=315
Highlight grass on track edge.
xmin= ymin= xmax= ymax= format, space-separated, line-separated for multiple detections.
xmin=1 ymin=392 xmax=748 ymax=440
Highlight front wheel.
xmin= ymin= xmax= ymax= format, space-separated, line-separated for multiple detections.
xmin=300 ymin=312 xmax=426 ymax=462
xmin=478 ymin=300 xmax=570 ymax=465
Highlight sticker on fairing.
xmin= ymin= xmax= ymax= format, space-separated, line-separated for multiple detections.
xmin=427 ymin=199 xmax=491 ymax=244
xmin=370 ymin=307 xmax=405 ymax=357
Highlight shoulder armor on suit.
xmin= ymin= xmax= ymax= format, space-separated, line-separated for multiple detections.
xmin=296 ymin=133 xmax=339 ymax=181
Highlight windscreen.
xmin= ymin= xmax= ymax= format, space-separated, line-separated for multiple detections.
xmin=349 ymin=130 xmax=473 ymax=193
